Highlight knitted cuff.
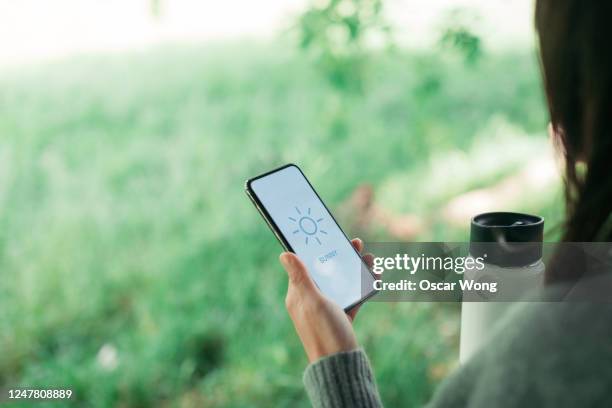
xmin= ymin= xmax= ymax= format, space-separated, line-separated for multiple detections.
xmin=303 ymin=348 xmax=383 ymax=408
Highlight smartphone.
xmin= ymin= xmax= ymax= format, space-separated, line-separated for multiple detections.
xmin=245 ymin=163 xmax=377 ymax=311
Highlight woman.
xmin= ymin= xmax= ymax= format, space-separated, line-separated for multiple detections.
xmin=279 ymin=1 xmax=612 ymax=407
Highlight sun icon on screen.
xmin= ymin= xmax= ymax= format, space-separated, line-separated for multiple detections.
xmin=289 ymin=206 xmax=327 ymax=245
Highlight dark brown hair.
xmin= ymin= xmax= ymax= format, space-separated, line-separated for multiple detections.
xmin=535 ymin=1 xmax=612 ymax=282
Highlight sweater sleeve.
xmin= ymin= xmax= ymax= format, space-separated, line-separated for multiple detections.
xmin=303 ymin=349 xmax=383 ymax=408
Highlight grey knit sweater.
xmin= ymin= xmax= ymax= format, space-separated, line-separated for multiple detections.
xmin=303 ymin=300 xmax=612 ymax=407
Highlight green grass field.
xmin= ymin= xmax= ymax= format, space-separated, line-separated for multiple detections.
xmin=0 ymin=42 xmax=561 ymax=407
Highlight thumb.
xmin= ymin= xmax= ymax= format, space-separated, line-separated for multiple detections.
xmin=279 ymin=252 xmax=317 ymax=292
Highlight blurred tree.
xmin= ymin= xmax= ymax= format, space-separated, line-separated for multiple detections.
xmin=298 ymin=0 xmax=392 ymax=93
xmin=438 ymin=8 xmax=483 ymax=65
xmin=150 ymin=0 xmax=162 ymax=19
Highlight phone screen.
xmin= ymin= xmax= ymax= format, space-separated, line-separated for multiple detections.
xmin=248 ymin=164 xmax=375 ymax=310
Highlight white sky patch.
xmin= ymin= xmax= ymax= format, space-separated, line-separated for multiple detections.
xmin=0 ymin=0 xmax=535 ymax=67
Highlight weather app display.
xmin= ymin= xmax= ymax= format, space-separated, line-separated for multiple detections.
xmin=289 ymin=206 xmax=327 ymax=245
xmin=250 ymin=165 xmax=365 ymax=309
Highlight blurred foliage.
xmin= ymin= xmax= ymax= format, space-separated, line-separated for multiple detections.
xmin=0 ymin=37 xmax=559 ymax=407
xmin=297 ymin=0 xmax=392 ymax=92
xmin=439 ymin=8 xmax=483 ymax=65
xmin=150 ymin=0 xmax=163 ymax=19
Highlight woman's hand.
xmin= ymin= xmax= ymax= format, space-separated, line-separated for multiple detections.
xmin=279 ymin=238 xmax=373 ymax=363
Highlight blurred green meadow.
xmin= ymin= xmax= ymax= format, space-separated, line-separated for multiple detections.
xmin=0 ymin=38 xmax=562 ymax=407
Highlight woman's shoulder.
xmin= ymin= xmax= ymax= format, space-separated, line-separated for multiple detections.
xmin=429 ymin=283 xmax=612 ymax=408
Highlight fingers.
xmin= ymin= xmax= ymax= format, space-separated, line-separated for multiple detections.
xmin=362 ymin=253 xmax=374 ymax=268
xmin=351 ymin=238 xmax=363 ymax=253
xmin=280 ymin=239 xmax=370 ymax=324
xmin=350 ymin=251 xmax=373 ymax=322
xmin=349 ymin=237 xmax=366 ymax=323
xmin=279 ymin=252 xmax=317 ymax=292
xmin=347 ymin=304 xmax=361 ymax=322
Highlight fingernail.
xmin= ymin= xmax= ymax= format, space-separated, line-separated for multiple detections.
xmin=280 ymin=253 xmax=293 ymax=268
xmin=280 ymin=254 xmax=298 ymax=283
